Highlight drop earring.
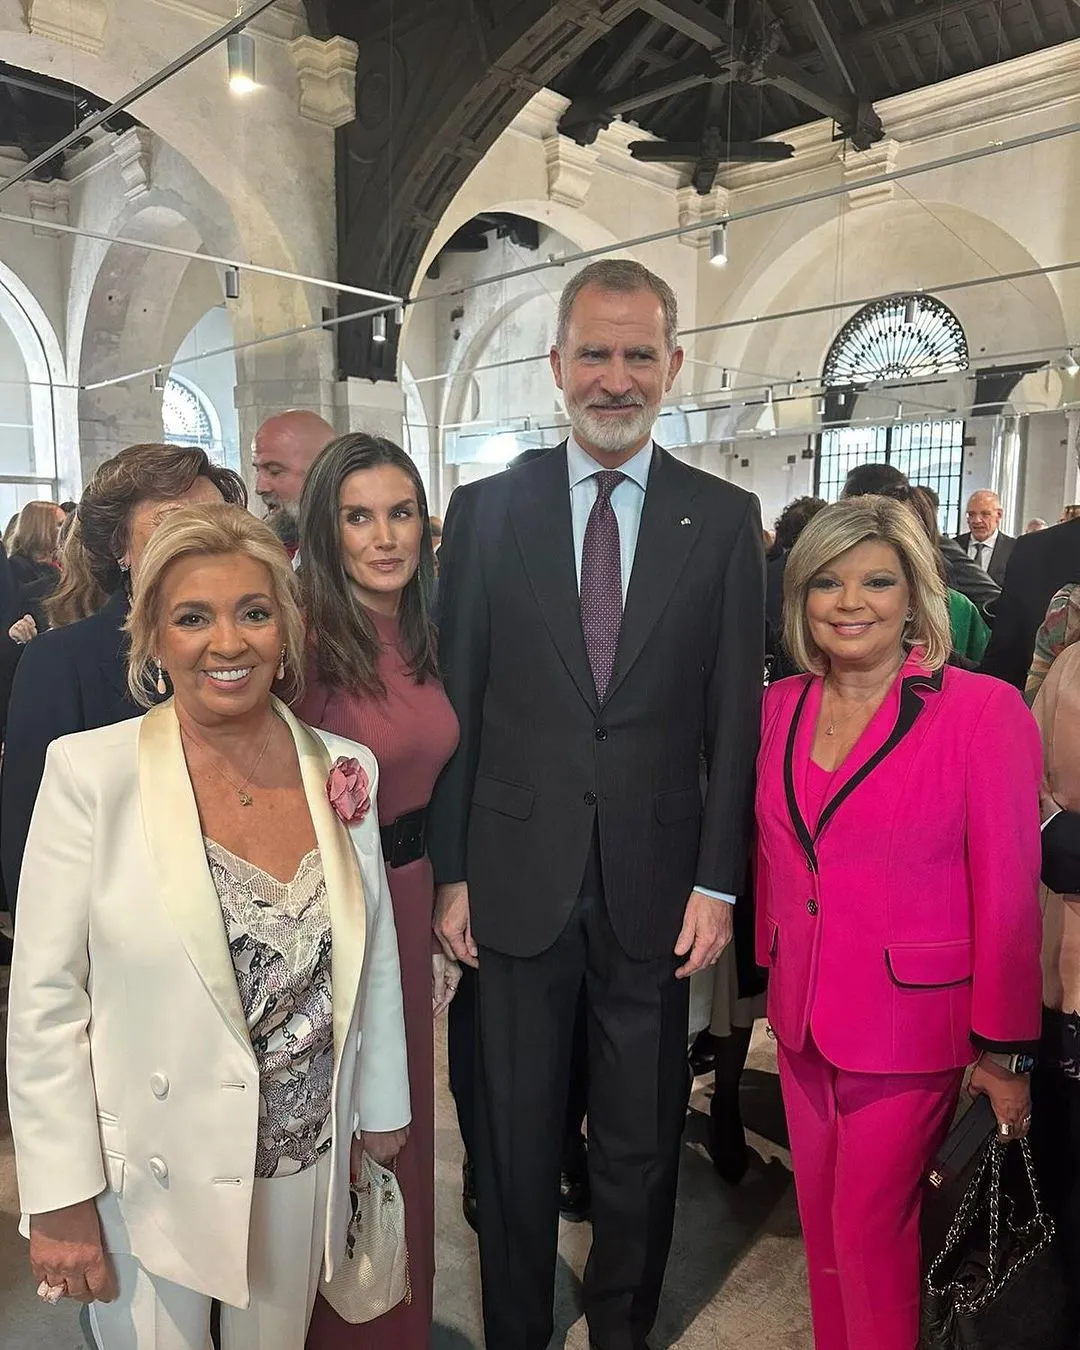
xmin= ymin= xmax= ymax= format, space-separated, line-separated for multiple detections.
xmin=155 ymin=660 xmax=167 ymax=697
xmin=276 ymin=648 xmax=286 ymax=682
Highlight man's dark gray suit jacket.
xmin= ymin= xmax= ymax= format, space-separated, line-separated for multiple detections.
xmin=428 ymin=442 xmax=765 ymax=963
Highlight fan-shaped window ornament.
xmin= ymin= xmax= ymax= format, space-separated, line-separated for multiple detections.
xmin=163 ymin=375 xmax=216 ymax=452
xmin=816 ymin=295 xmax=969 ymax=533
xmin=823 ymin=295 xmax=969 ymax=387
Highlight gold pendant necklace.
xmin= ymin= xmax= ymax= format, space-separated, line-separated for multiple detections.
xmin=182 ymin=718 xmax=275 ymax=807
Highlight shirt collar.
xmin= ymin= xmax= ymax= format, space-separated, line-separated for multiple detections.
xmin=566 ymin=431 xmax=653 ymax=492
xmin=975 ymin=530 xmax=999 ymax=550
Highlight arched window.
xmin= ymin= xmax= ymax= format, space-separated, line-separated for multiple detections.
xmin=162 ymin=374 xmax=222 ymax=461
xmin=817 ymin=295 xmax=970 ymax=532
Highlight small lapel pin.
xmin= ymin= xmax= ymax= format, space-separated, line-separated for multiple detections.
xmin=680 ymin=517 xmax=692 ymax=526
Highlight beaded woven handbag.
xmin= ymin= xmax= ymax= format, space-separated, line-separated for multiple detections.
xmin=321 ymin=1155 xmax=411 ymax=1324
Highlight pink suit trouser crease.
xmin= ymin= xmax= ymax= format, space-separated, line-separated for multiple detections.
xmin=776 ymin=1035 xmax=963 ymax=1350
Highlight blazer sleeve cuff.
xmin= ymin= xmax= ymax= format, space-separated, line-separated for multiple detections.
xmin=970 ymin=1031 xmax=1042 ymax=1057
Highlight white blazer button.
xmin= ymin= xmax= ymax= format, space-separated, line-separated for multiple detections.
xmin=148 ymin=1156 xmax=169 ymax=1183
xmin=150 ymin=1073 xmax=170 ymax=1099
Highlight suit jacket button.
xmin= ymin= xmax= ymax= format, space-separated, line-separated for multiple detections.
xmin=584 ymin=791 xmax=597 ymax=806
xmin=594 ymin=728 xmax=608 ymax=741
xmin=150 ymin=1073 xmax=170 ymax=1099
xmin=806 ymin=900 xmax=819 ymax=916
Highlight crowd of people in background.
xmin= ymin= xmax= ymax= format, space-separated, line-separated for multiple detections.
xmin=0 ymin=257 xmax=1078 ymax=1350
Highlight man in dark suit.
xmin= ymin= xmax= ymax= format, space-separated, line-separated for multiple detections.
xmin=980 ymin=515 xmax=1080 ymax=688
xmin=429 ymin=259 xmax=764 ymax=1350
xmin=956 ymin=489 xmax=1015 ymax=586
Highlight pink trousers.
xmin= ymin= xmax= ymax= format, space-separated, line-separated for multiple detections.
xmin=777 ymin=1037 xmax=963 ymax=1350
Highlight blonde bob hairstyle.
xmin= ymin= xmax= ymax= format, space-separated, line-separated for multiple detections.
xmin=125 ymin=503 xmax=305 ymax=709
xmin=782 ymin=494 xmax=951 ymax=676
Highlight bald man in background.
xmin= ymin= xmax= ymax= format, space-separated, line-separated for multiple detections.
xmin=251 ymin=409 xmax=336 ymax=554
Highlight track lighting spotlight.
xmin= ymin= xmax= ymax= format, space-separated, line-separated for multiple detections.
xmin=227 ymin=33 xmax=257 ymax=94
xmin=720 ymin=368 xmax=732 ymax=393
xmin=709 ymin=224 xmax=728 ymax=268
xmin=764 ymin=386 xmax=774 ymax=406
xmin=1064 ymin=349 xmax=1079 ymax=377
xmin=224 ymin=265 xmax=241 ymax=300
xmin=152 ymin=368 xmax=165 ymax=393
xmin=372 ymin=313 xmax=388 ymax=343
xmin=817 ymin=396 xmax=827 ymax=419
xmin=394 ymin=305 xmax=405 ymax=327
xmin=903 ymin=295 xmax=920 ymax=326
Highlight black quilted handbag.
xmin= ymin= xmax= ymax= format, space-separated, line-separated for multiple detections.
xmin=920 ymin=1137 xmax=1067 ymax=1349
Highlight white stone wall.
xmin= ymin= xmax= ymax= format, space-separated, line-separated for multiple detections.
xmin=0 ymin=0 xmax=337 ymax=490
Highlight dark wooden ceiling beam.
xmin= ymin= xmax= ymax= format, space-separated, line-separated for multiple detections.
xmin=636 ymin=0 xmax=732 ymax=49
xmin=800 ymin=0 xmax=860 ymax=94
xmin=1022 ymin=0 xmax=1047 ymax=46
xmin=958 ymin=12 xmax=984 ymax=63
xmin=599 ymin=16 xmax=665 ymax=87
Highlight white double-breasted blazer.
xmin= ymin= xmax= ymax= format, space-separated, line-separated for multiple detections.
xmin=6 ymin=698 xmax=410 ymax=1309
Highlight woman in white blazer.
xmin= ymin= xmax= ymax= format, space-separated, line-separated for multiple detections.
xmin=6 ymin=503 xmax=411 ymax=1350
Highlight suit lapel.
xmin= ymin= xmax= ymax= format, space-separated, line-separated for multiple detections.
xmin=782 ymin=659 xmax=945 ymax=871
xmin=138 ymin=699 xmax=369 ymax=1072
xmin=138 ymin=702 xmax=253 ymax=1057
xmin=605 ymin=448 xmax=704 ymax=703
xmin=510 ymin=444 xmax=598 ymax=712
xmin=276 ymin=702 xmax=368 ymax=1078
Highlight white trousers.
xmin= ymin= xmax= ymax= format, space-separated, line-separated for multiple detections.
xmin=89 ymin=1152 xmax=331 ymax=1350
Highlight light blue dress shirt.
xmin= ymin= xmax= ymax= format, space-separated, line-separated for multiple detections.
xmin=564 ymin=434 xmax=735 ymax=908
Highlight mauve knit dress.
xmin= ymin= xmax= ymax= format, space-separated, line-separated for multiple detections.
xmin=299 ymin=607 xmax=459 ymax=1350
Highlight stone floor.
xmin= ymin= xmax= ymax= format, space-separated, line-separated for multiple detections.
xmin=0 ymin=971 xmax=812 ymax=1350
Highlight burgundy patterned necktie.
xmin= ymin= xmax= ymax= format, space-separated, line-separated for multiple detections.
xmin=580 ymin=470 xmax=626 ymax=703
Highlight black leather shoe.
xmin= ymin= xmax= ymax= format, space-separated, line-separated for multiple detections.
xmin=708 ymin=1096 xmax=749 ymax=1187
xmin=461 ymin=1157 xmax=478 ymax=1232
xmin=560 ymin=1145 xmax=591 ymax=1222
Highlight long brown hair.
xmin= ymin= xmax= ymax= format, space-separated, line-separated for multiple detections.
xmin=10 ymin=500 xmax=60 ymax=563
xmin=47 ymin=444 xmax=246 ymax=627
xmin=298 ymin=434 xmax=437 ymax=697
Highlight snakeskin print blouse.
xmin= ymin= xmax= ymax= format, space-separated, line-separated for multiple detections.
xmin=205 ymin=840 xmax=334 ymax=1179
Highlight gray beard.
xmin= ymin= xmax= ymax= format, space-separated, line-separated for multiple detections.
xmin=267 ymin=505 xmax=299 ymax=551
xmin=567 ymin=398 xmax=659 ymax=454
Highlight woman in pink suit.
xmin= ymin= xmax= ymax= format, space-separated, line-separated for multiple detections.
xmin=756 ymin=495 xmax=1043 ymax=1350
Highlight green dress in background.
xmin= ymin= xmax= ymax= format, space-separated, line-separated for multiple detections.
xmin=947 ymin=588 xmax=990 ymax=663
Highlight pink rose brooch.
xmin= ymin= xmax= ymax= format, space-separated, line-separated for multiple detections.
xmin=326 ymin=757 xmax=371 ymax=825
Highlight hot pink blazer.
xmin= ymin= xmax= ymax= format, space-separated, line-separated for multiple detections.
xmin=755 ymin=654 xmax=1043 ymax=1074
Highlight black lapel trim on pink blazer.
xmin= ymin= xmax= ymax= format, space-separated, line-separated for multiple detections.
xmin=782 ymin=664 xmax=945 ymax=874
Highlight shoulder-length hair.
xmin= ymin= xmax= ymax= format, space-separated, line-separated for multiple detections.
xmin=298 ymin=434 xmax=438 ymax=698
xmin=783 ymin=495 xmax=951 ymax=676
xmin=10 ymin=500 xmax=60 ymax=562
xmin=48 ymin=443 xmax=247 ymax=628
xmin=125 ymin=503 xmax=305 ymax=709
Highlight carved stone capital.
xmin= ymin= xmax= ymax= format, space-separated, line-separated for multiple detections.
xmin=844 ymin=138 xmax=900 ymax=208
xmin=111 ymin=127 xmax=154 ymax=202
xmin=24 ymin=0 xmax=110 ymax=54
xmin=543 ymin=133 xmax=598 ymax=208
xmin=290 ymin=35 xmax=360 ymax=129
xmin=26 ymin=179 xmax=71 ymax=236
xmin=677 ymin=185 xmax=730 ymax=249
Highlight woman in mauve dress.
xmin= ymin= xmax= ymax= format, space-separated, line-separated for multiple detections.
xmin=296 ymin=434 xmax=460 ymax=1350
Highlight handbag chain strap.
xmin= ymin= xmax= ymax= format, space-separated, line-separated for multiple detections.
xmin=925 ymin=1138 xmax=1056 ymax=1315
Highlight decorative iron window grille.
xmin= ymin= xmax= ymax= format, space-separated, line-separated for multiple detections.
xmin=163 ymin=375 xmax=216 ymax=452
xmin=817 ymin=295 xmax=969 ymax=533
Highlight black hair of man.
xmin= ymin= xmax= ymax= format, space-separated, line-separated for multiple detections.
xmin=774 ymin=496 xmax=828 ymax=553
xmin=841 ymin=462 xmax=909 ymax=500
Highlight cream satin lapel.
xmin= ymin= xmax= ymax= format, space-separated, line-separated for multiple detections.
xmin=277 ymin=701 xmax=368 ymax=1074
xmin=137 ymin=702 xmax=253 ymax=1057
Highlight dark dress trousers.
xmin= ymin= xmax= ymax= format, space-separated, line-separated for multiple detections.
xmin=0 ymin=589 xmax=151 ymax=906
xmin=955 ymin=530 xmax=1016 ymax=588
xmin=980 ymin=517 xmax=1080 ymax=689
xmin=428 ymin=443 xmax=764 ymax=1350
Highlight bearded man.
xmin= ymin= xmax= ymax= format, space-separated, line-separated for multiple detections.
xmin=429 ymin=259 xmax=765 ymax=1350
xmin=251 ymin=409 xmax=335 ymax=555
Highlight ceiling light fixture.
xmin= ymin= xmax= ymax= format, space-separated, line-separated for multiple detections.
xmin=904 ymin=295 xmax=920 ymax=326
xmin=709 ymin=224 xmax=728 ymax=268
xmin=720 ymin=367 xmax=732 ymax=392
xmin=224 ymin=265 xmax=241 ymax=299
xmin=1064 ymin=349 xmax=1079 ymax=377
xmin=372 ymin=313 xmax=388 ymax=343
xmin=227 ymin=33 xmax=256 ymax=94
xmin=152 ymin=368 xmax=166 ymax=393
xmin=764 ymin=386 xmax=774 ymax=406
xmin=394 ymin=305 xmax=405 ymax=326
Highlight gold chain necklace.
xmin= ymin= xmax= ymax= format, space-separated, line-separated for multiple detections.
xmin=822 ymin=667 xmax=902 ymax=737
xmin=181 ymin=719 xmax=276 ymax=807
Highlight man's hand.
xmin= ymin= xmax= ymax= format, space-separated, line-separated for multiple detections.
xmin=30 ymin=1199 xmax=116 ymax=1304
xmin=434 ymin=882 xmax=478 ymax=968
xmin=674 ymin=889 xmax=733 ymax=980
xmin=354 ymin=1128 xmax=409 ymax=1175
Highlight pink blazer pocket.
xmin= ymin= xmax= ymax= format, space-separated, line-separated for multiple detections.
xmin=885 ymin=939 xmax=973 ymax=989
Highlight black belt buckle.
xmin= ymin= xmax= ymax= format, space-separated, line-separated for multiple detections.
xmin=381 ymin=808 xmax=427 ymax=869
